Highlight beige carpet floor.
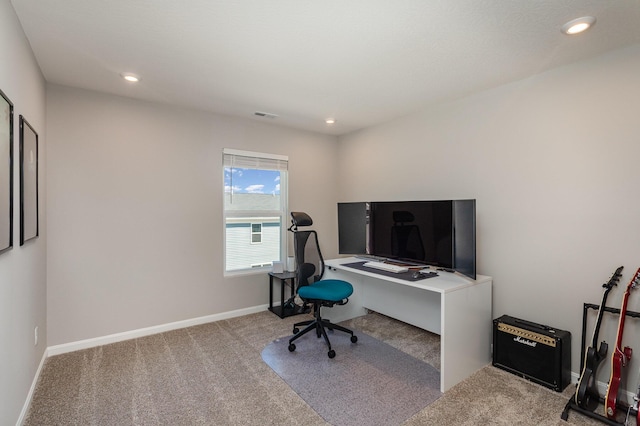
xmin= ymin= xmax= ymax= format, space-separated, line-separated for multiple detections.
xmin=24 ymin=310 xmax=611 ymax=425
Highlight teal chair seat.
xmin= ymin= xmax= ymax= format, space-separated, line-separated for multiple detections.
xmin=297 ymin=279 xmax=353 ymax=302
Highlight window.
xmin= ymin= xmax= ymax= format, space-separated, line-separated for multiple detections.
xmin=223 ymin=149 xmax=288 ymax=273
xmin=251 ymin=223 xmax=262 ymax=244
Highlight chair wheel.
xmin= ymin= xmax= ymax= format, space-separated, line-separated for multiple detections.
xmin=292 ymin=327 xmax=299 ymax=334
xmin=328 ymin=350 xmax=336 ymax=359
xmin=288 ymin=343 xmax=296 ymax=352
xmin=351 ymin=335 xmax=358 ymax=343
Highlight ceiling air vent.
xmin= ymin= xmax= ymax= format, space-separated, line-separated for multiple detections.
xmin=254 ymin=111 xmax=278 ymax=119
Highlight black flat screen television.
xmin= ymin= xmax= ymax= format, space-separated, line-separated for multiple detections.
xmin=337 ymin=199 xmax=476 ymax=279
xmin=337 ymin=202 xmax=369 ymax=255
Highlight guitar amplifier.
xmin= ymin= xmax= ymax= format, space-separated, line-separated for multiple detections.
xmin=493 ymin=315 xmax=571 ymax=392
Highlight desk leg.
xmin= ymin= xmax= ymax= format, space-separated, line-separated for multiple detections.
xmin=279 ymin=277 xmax=285 ymax=318
xmin=269 ymin=275 xmax=275 ymax=314
xmin=440 ymin=280 xmax=492 ymax=392
xmin=289 ymin=278 xmax=295 ymax=301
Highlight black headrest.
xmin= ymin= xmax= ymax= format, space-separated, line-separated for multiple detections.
xmin=290 ymin=211 xmax=313 ymax=227
xmin=393 ymin=210 xmax=415 ymax=223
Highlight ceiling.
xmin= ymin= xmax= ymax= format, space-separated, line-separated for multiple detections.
xmin=10 ymin=0 xmax=640 ymax=135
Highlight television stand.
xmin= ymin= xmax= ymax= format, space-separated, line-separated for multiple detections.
xmin=322 ymin=257 xmax=492 ymax=392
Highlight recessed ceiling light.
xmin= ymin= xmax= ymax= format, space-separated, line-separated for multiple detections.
xmin=120 ymin=72 xmax=140 ymax=82
xmin=561 ymin=16 xmax=596 ymax=35
xmin=325 ymin=118 xmax=336 ymax=125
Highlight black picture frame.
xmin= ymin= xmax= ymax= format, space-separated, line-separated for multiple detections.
xmin=0 ymin=89 xmax=13 ymax=254
xmin=19 ymin=115 xmax=38 ymax=245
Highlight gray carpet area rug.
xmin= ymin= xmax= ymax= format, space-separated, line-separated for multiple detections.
xmin=261 ymin=329 xmax=442 ymax=426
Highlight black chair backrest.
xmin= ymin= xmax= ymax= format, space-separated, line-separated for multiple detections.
xmin=290 ymin=212 xmax=324 ymax=287
xmin=293 ymin=229 xmax=324 ymax=287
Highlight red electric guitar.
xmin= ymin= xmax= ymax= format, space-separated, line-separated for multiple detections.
xmin=605 ymin=268 xmax=640 ymax=419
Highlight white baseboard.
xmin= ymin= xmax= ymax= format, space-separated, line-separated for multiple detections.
xmin=47 ymin=304 xmax=269 ymax=356
xmin=16 ymin=348 xmax=48 ymax=426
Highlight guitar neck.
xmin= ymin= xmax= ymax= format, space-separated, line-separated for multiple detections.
xmin=614 ymin=291 xmax=631 ymax=351
xmin=591 ymin=267 xmax=623 ymax=348
xmin=614 ymin=268 xmax=640 ymax=351
xmin=591 ymin=289 xmax=611 ymax=347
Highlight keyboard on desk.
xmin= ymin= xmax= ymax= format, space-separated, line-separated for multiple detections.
xmin=362 ymin=261 xmax=409 ymax=273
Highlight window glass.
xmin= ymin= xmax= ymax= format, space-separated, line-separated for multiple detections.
xmin=223 ymin=149 xmax=288 ymax=273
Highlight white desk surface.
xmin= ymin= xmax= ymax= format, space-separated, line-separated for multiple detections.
xmin=325 ymin=257 xmax=491 ymax=294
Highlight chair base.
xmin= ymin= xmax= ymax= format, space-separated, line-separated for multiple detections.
xmin=288 ymin=301 xmax=357 ymax=358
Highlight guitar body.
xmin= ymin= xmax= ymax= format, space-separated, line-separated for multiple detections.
xmin=605 ymin=268 xmax=640 ymax=419
xmin=574 ymin=267 xmax=623 ymax=410
xmin=605 ymin=346 xmax=632 ymax=418
xmin=575 ymin=342 xmax=608 ymax=410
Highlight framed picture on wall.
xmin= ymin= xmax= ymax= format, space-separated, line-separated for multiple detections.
xmin=0 ymin=89 xmax=13 ymax=255
xmin=20 ymin=115 xmax=38 ymax=245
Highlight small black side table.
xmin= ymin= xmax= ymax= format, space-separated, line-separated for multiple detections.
xmin=268 ymin=271 xmax=303 ymax=318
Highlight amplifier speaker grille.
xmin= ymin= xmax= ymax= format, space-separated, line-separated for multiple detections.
xmin=493 ymin=315 xmax=571 ymax=392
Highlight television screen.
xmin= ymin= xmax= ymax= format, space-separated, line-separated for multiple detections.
xmin=338 ymin=199 xmax=476 ymax=279
xmin=337 ymin=202 xmax=368 ymax=255
xmin=452 ymin=199 xmax=476 ymax=280
xmin=369 ymin=200 xmax=453 ymax=268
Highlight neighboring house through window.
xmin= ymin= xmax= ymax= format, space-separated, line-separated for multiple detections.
xmin=223 ymin=149 xmax=288 ymax=273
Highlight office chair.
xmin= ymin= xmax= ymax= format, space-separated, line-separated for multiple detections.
xmin=287 ymin=212 xmax=357 ymax=358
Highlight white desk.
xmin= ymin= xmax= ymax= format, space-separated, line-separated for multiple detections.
xmin=322 ymin=257 xmax=493 ymax=392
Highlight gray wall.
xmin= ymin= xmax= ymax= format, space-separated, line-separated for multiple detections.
xmin=46 ymin=85 xmax=339 ymax=346
xmin=0 ymin=2 xmax=47 ymax=424
xmin=337 ymin=43 xmax=640 ymax=381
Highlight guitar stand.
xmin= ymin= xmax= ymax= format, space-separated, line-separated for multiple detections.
xmin=562 ymin=399 xmax=636 ymax=426
xmin=561 ymin=303 xmax=640 ymax=425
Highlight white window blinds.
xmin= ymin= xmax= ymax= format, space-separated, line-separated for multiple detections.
xmin=223 ymin=148 xmax=288 ymax=171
